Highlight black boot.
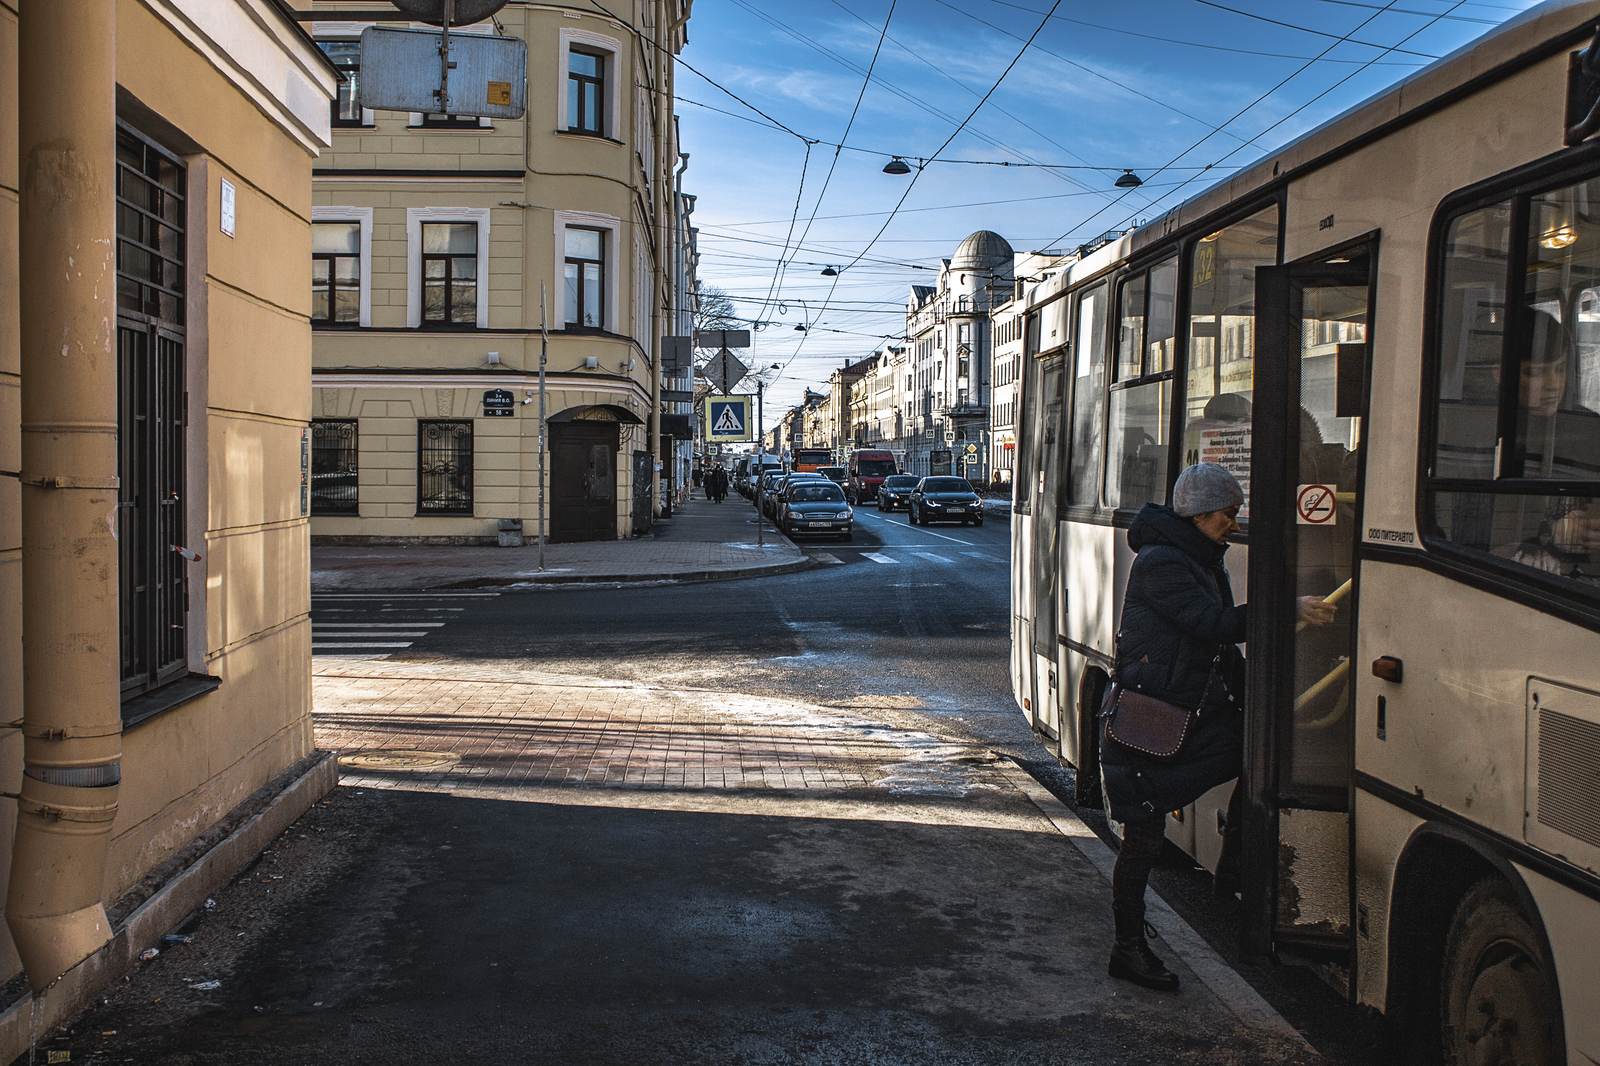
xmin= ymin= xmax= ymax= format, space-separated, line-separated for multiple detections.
xmin=1109 ymin=908 xmax=1179 ymax=992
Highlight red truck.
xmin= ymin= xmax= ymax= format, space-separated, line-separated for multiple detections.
xmin=845 ymin=449 xmax=898 ymax=504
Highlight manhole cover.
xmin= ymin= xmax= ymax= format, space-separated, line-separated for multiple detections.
xmin=338 ymin=749 xmax=460 ymax=771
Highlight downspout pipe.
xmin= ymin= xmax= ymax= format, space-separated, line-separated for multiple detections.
xmin=9 ymin=0 xmax=124 ymax=991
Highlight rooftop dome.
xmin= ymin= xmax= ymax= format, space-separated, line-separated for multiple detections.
xmin=950 ymin=230 xmax=1013 ymax=271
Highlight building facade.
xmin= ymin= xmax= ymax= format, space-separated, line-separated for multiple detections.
xmin=0 ymin=0 xmax=337 ymax=1028
xmin=989 ymin=250 xmax=1073 ymax=488
xmin=308 ymin=0 xmax=693 ymax=545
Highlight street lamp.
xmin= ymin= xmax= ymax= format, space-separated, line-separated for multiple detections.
xmin=820 ymin=265 xmax=838 ymax=277
xmin=1114 ymin=170 xmax=1144 ymax=189
xmin=882 ymin=156 xmax=912 ymax=176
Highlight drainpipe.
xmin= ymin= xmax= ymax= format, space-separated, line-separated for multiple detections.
xmin=9 ymin=0 xmax=123 ymax=991
xmin=673 ymin=152 xmax=689 ymax=484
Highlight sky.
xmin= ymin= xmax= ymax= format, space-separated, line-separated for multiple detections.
xmin=672 ymin=0 xmax=1546 ymax=423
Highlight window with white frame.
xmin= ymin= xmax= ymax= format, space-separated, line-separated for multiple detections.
xmin=406 ymin=207 xmax=490 ymax=329
xmin=558 ymin=28 xmax=621 ymax=139
xmin=311 ymin=206 xmax=372 ymax=327
xmin=553 ymin=211 xmax=618 ymax=332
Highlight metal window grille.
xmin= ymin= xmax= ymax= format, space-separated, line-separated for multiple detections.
xmin=116 ymin=124 xmax=188 ymax=697
xmin=417 ymin=420 xmax=473 ymax=514
xmin=568 ymin=49 xmax=605 ymax=134
xmin=311 ymin=421 xmax=360 ymax=515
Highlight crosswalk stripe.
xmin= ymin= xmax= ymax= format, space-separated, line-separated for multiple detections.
xmin=912 ymin=551 xmax=949 ymax=563
xmin=313 ymin=630 xmax=430 ymax=638
xmin=312 ymin=642 xmax=414 ymax=649
xmin=862 ymin=553 xmax=899 ymax=565
xmin=960 ymin=551 xmax=996 ymax=560
xmin=812 ymin=553 xmax=844 ymax=565
xmin=313 ymin=622 xmax=445 ymax=628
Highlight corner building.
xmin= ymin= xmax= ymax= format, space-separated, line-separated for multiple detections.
xmin=0 ymin=0 xmax=338 ymax=1030
xmin=308 ymin=1 xmax=693 ymax=544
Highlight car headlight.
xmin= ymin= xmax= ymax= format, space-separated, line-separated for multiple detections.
xmin=835 ymin=511 xmax=852 ymax=520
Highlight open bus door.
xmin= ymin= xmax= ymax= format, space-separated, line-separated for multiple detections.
xmin=1243 ymin=243 xmax=1375 ymax=971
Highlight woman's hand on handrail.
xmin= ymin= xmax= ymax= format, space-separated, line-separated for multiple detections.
xmin=1297 ymin=595 xmax=1337 ymax=628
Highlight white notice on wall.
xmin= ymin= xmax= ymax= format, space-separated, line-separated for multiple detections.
xmin=1197 ymin=425 xmax=1251 ymax=519
xmin=220 ymin=178 xmax=236 ymax=238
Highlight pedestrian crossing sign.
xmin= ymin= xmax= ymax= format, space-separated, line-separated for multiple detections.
xmin=703 ymin=395 xmax=754 ymax=442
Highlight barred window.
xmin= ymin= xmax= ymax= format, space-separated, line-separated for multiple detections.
xmin=311 ymin=421 xmax=359 ymax=515
xmin=417 ymin=420 xmax=473 ymax=514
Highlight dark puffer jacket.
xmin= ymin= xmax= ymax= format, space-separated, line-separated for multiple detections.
xmin=1100 ymin=504 xmax=1248 ymax=825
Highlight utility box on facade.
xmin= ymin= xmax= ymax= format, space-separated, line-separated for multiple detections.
xmin=497 ymin=518 xmax=524 ymax=547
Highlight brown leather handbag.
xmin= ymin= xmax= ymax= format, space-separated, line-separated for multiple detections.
xmin=1102 ymin=653 xmax=1221 ymax=763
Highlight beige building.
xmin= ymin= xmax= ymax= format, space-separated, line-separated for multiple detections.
xmin=308 ymin=1 xmax=693 ymax=544
xmin=0 ymin=0 xmax=337 ymax=1042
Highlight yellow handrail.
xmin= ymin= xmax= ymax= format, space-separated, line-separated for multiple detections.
xmin=1296 ymin=577 xmax=1353 ymax=632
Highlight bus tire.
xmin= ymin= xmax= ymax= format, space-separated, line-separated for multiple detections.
xmin=1440 ymin=877 xmax=1558 ymax=1066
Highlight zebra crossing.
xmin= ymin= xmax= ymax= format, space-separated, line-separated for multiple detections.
xmin=806 ymin=548 xmax=1001 ymax=567
xmin=311 ymin=591 xmax=500 ymax=658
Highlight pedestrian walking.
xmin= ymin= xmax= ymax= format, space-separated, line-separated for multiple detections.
xmin=707 ymin=465 xmax=728 ymax=503
xmin=692 ymin=465 xmax=704 ymax=497
xmin=1099 ymin=463 xmax=1333 ymax=991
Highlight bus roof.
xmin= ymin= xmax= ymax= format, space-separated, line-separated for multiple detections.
xmin=1029 ymin=0 xmax=1599 ymax=305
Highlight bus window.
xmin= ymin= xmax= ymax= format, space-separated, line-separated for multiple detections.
xmin=1067 ymin=284 xmax=1108 ymax=505
xmin=1428 ymin=180 xmax=1600 ymax=596
xmin=1181 ymin=205 xmax=1278 ymax=519
xmin=1433 ymin=203 xmax=1510 ymax=481
xmin=1105 ymin=258 xmax=1177 ymax=511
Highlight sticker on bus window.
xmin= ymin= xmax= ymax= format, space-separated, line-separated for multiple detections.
xmin=1296 ymin=483 xmax=1337 ymax=525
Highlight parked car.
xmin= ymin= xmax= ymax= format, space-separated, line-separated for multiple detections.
xmin=846 ymin=449 xmax=898 ymax=504
xmin=755 ymin=470 xmax=791 ymax=515
xmin=764 ymin=472 xmax=823 ymax=518
xmin=876 ymin=474 xmax=920 ymax=512
xmin=816 ymin=466 xmax=847 ymax=486
xmin=777 ymin=480 xmax=853 ymax=541
xmin=909 ymin=476 xmax=983 ymax=526
xmin=740 ymin=455 xmax=783 ymax=497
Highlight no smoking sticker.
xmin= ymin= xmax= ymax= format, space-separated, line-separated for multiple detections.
xmin=1296 ymin=484 xmax=1337 ymax=525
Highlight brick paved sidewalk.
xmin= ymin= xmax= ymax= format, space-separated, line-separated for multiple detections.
xmin=311 ymin=495 xmax=807 ymax=591
xmin=313 ymin=658 xmax=1007 ymax=798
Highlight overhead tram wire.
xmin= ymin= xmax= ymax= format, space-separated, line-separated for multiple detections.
xmin=726 ymin=0 xmax=1127 ymax=199
xmin=932 ymin=0 xmax=1281 ymax=158
xmin=755 ymin=0 xmax=898 ymax=328
xmin=1038 ymin=0 xmax=1407 ymax=252
xmin=1102 ymin=0 xmax=1473 ymax=229
xmin=775 ymin=0 xmax=1069 ymax=380
xmin=1308 ymin=0 xmax=1497 ymax=23
xmin=1189 ymin=0 xmax=1441 ymax=58
xmin=980 ymin=0 xmax=1433 ymax=62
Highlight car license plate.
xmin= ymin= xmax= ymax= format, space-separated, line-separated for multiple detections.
xmin=808 ymin=521 xmax=831 ymax=527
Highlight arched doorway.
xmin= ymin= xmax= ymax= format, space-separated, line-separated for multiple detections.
xmin=548 ymin=405 xmax=639 ymax=542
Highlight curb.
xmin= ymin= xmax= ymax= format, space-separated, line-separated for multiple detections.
xmin=997 ymin=763 xmax=1313 ymax=1052
xmin=428 ymin=552 xmax=814 ymax=589
xmin=0 ymin=751 xmax=338 ymax=1062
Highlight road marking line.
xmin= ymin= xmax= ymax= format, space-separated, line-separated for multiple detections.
xmin=311 ymin=593 xmax=500 ymax=600
xmin=856 ymin=511 xmax=975 ymax=546
xmin=912 ymin=551 xmax=949 ymax=563
xmin=861 ymin=553 xmax=900 ymax=565
xmin=313 ymin=622 xmax=446 ymax=628
xmin=960 ymin=551 xmax=995 ymax=560
xmin=311 ymin=642 xmax=415 ymax=649
xmin=1000 ymin=766 xmax=1312 ymax=1051
xmin=811 ymin=553 xmax=845 ymax=565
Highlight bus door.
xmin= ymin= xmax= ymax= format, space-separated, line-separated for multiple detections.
xmin=1029 ymin=357 xmax=1067 ymax=741
xmin=1243 ymin=247 xmax=1374 ymax=966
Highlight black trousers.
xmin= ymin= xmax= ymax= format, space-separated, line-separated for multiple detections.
xmin=1110 ymin=782 xmax=1242 ymax=938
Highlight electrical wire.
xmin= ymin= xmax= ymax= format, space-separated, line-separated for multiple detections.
xmin=1190 ymin=0 xmax=1441 ymax=58
xmin=1038 ymin=0 xmax=1407 ymax=251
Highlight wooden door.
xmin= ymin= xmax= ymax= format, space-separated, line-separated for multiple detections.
xmin=550 ymin=423 xmax=620 ymax=542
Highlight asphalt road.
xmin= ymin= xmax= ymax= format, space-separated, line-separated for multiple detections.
xmin=47 ymin=497 xmax=1386 ymax=1065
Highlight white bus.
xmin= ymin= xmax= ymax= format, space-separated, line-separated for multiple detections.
xmin=1010 ymin=3 xmax=1600 ymax=1060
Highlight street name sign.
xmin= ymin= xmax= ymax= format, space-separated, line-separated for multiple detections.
xmin=704 ymin=395 xmax=754 ymax=443
xmin=694 ymin=330 xmax=751 ymax=349
xmin=482 ymin=388 xmax=514 ymax=417
xmin=660 ymin=335 xmax=692 ymax=373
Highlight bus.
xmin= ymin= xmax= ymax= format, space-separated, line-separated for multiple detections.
xmin=1010 ymin=3 xmax=1600 ymax=1060
xmin=793 ymin=448 xmax=834 ymax=473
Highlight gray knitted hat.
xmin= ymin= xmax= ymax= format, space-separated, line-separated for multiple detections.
xmin=1172 ymin=463 xmax=1244 ymax=517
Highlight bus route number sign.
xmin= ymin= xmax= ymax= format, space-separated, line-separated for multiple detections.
xmin=1296 ymin=483 xmax=1337 ymax=525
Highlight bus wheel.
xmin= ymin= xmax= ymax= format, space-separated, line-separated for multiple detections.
xmin=1441 ymin=878 xmax=1558 ymax=1066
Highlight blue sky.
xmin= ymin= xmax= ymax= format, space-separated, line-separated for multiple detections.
xmin=673 ymin=0 xmax=1544 ymax=419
